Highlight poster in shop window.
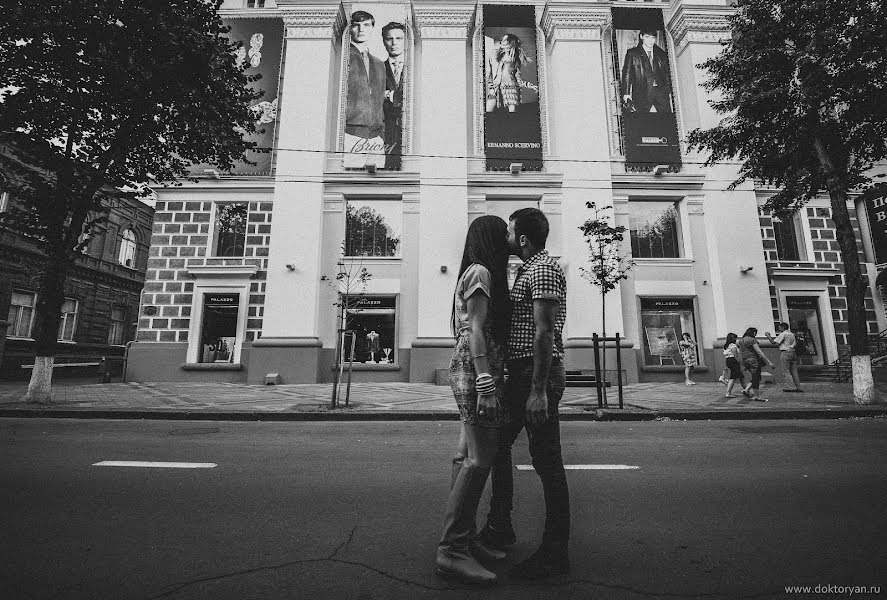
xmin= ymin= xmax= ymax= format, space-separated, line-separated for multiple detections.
xmin=611 ymin=7 xmax=681 ymax=172
xmin=483 ymin=4 xmax=543 ymax=171
xmin=342 ymin=5 xmax=409 ymax=170
xmin=191 ymin=17 xmax=284 ymax=176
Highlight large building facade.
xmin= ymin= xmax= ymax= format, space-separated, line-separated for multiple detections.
xmin=127 ymin=0 xmax=886 ymax=385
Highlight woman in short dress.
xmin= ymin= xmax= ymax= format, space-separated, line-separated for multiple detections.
xmin=435 ymin=215 xmax=511 ymax=585
xmin=679 ymin=332 xmax=697 ymax=385
xmin=485 ymin=33 xmax=538 ymax=113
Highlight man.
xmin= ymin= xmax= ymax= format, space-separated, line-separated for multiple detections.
xmin=766 ymin=322 xmax=803 ymax=392
xmin=381 ymin=22 xmax=405 ymax=171
xmin=345 ymin=11 xmax=386 ymax=168
xmin=620 ymin=28 xmax=673 ymax=114
xmin=479 ymin=207 xmax=571 ymax=579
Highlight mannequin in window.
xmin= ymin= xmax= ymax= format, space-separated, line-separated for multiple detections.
xmin=367 ymin=329 xmax=381 ymax=362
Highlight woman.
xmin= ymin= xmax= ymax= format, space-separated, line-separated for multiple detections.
xmin=679 ymin=333 xmax=697 ymax=385
xmin=737 ymin=327 xmax=775 ymax=401
xmin=435 ymin=216 xmax=511 ymax=585
xmin=722 ymin=332 xmax=745 ymax=398
xmin=485 ymin=33 xmax=538 ymax=113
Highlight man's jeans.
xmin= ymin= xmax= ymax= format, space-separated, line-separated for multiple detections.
xmin=780 ymin=350 xmax=801 ymax=390
xmin=487 ymin=358 xmax=570 ymax=550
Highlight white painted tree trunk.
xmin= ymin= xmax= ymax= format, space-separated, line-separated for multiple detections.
xmin=25 ymin=356 xmax=54 ymax=404
xmin=851 ymin=355 xmax=876 ymax=405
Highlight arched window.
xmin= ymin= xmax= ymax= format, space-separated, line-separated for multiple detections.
xmin=118 ymin=228 xmax=137 ymax=268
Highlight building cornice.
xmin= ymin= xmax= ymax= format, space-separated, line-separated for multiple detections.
xmin=413 ymin=4 xmax=476 ymax=40
xmin=278 ymin=4 xmax=346 ymax=39
xmin=668 ymin=4 xmax=733 ymax=51
xmin=541 ymin=2 xmax=610 ymax=43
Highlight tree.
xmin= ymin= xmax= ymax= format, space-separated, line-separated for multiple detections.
xmin=320 ymin=245 xmax=372 ymax=409
xmin=0 ymin=0 xmax=264 ymax=402
xmin=686 ymin=0 xmax=887 ymax=404
xmin=579 ymin=202 xmax=633 ymax=406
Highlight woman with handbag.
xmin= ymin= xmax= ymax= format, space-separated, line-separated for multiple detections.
xmin=737 ymin=327 xmax=775 ymax=401
xmin=435 ymin=215 xmax=512 ymax=585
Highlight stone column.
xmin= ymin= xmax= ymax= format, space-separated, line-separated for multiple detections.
xmin=249 ymin=4 xmax=345 ymax=383
xmin=408 ymin=4 xmax=476 ymax=383
xmin=541 ymin=4 xmax=624 ymax=374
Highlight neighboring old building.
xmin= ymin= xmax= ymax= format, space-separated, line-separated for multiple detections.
xmin=127 ymin=0 xmax=887 ymax=385
xmin=0 ymin=186 xmax=154 ymax=379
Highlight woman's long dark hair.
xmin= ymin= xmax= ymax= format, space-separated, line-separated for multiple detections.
xmin=725 ymin=332 xmax=738 ymax=348
xmin=451 ymin=215 xmax=511 ymax=343
xmin=742 ymin=327 xmax=758 ymax=339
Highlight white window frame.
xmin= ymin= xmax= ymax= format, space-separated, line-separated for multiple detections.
xmin=209 ymin=201 xmax=249 ymax=258
xmin=628 ymin=200 xmax=687 ymax=260
xmin=773 ymin=213 xmax=809 ymax=262
xmin=7 ymin=290 xmax=37 ymax=339
xmin=118 ymin=228 xmax=137 ymax=268
xmin=57 ymin=298 xmax=78 ymax=342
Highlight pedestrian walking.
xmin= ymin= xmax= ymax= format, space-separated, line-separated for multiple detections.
xmin=722 ymin=332 xmax=745 ymax=397
xmin=679 ymin=332 xmax=697 ymax=385
xmin=435 ymin=216 xmax=512 ymax=585
xmin=737 ymin=327 xmax=775 ymax=401
xmin=765 ymin=322 xmax=803 ymax=392
xmin=477 ymin=208 xmax=571 ymax=580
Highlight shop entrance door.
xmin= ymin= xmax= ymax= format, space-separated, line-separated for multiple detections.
xmin=200 ymin=293 xmax=239 ymax=363
xmin=786 ymin=296 xmax=826 ymax=366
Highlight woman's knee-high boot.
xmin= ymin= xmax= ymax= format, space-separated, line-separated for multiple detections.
xmin=436 ymin=463 xmax=497 ymax=584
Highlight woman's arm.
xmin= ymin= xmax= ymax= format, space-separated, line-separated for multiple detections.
xmin=753 ymin=341 xmax=775 ymax=367
xmin=466 ymin=292 xmax=500 ymax=419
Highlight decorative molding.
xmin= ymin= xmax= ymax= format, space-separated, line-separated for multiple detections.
xmin=541 ymin=5 xmax=610 ymax=44
xmin=668 ymin=7 xmax=732 ymax=51
xmin=413 ymin=6 xmax=475 ymax=39
xmin=282 ymin=5 xmax=346 ymax=39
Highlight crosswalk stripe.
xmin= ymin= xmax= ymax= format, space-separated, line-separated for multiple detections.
xmin=92 ymin=461 xmax=217 ymax=469
xmin=517 ymin=464 xmax=639 ymax=470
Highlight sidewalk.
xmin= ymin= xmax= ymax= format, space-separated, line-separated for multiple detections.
xmin=0 ymin=378 xmax=883 ymax=420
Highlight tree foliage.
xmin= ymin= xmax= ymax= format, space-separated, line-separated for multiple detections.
xmin=345 ymin=204 xmax=401 ymax=257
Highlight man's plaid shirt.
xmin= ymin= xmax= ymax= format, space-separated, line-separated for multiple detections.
xmin=507 ymin=249 xmax=566 ymax=361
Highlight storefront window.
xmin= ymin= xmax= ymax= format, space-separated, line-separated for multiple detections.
xmin=343 ymin=295 xmax=397 ymax=364
xmin=786 ymin=296 xmax=825 ymax=366
xmin=199 ymin=293 xmax=239 ymax=363
xmin=345 ymin=200 xmax=402 ymax=257
xmin=640 ymin=297 xmax=697 ymax=366
xmin=629 ymin=201 xmax=681 ymax=259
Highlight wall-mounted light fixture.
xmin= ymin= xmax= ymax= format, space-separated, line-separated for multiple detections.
xmin=440 ymin=265 xmax=448 ymax=273
xmin=364 ymin=163 xmax=377 ymax=174
xmin=740 ymin=265 xmax=754 ymax=273
xmin=652 ymin=164 xmax=669 ymax=176
xmin=509 ymin=162 xmax=523 ymax=174
xmin=286 ymin=264 xmax=296 ymax=271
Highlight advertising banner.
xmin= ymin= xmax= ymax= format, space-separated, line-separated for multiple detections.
xmin=343 ymin=5 xmax=408 ymax=170
xmin=612 ymin=8 xmax=681 ymax=172
xmin=483 ymin=5 xmax=542 ymax=171
xmin=865 ymin=194 xmax=887 ymax=265
xmin=192 ymin=17 xmax=283 ymax=176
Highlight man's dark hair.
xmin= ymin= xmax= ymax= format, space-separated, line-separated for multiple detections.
xmin=350 ymin=10 xmax=375 ymax=26
xmin=509 ymin=207 xmax=549 ymax=249
xmin=778 ymin=322 xmax=789 ymax=331
xmin=382 ymin=22 xmax=405 ymax=38
xmin=639 ymin=27 xmax=658 ymax=38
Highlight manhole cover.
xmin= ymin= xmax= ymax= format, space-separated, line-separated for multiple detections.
xmin=168 ymin=427 xmax=221 ymax=436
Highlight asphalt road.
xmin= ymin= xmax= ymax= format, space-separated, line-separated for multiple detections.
xmin=1 ymin=418 xmax=885 ymax=600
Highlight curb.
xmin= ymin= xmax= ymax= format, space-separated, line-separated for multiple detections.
xmin=1 ymin=407 xmax=885 ymax=422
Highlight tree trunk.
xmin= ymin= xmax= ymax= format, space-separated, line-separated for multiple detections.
xmin=601 ymin=287 xmax=608 ymax=407
xmin=813 ymin=138 xmax=875 ymax=404
xmin=25 ymin=258 xmax=67 ymax=404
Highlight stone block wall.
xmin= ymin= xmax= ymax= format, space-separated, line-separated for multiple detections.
xmin=759 ymin=205 xmax=880 ymax=348
xmin=137 ymin=199 xmax=272 ymax=343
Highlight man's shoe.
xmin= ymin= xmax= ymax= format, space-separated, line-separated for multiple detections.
xmin=510 ymin=547 xmax=570 ymax=580
xmin=477 ymin=523 xmax=516 ymax=550
xmin=435 ymin=550 xmax=497 ymax=585
xmin=470 ymin=539 xmax=506 ymax=563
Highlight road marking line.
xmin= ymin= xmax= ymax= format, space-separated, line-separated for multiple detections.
xmin=517 ymin=464 xmax=640 ymax=471
xmin=92 ymin=461 xmax=217 ymax=469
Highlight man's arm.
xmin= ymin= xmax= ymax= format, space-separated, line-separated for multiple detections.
xmin=525 ymin=298 xmax=558 ymax=425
